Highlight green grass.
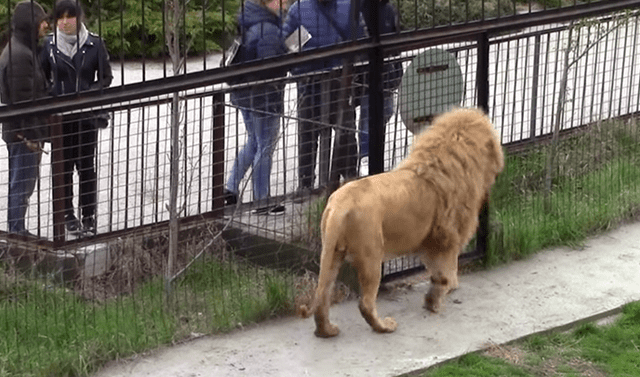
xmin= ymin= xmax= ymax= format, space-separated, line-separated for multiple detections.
xmin=421 ymin=353 xmax=534 ymax=377
xmin=419 ymin=301 xmax=640 ymax=376
xmin=0 ymin=258 xmax=294 ymax=377
xmin=487 ymin=119 xmax=640 ymax=265
xmin=4 ymin=118 xmax=640 ymax=376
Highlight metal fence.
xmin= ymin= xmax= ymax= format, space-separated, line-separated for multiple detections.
xmin=1 ymin=0 xmax=640 ymax=375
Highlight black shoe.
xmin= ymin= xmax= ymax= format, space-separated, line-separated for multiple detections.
xmin=82 ymin=217 xmax=96 ymax=234
xmin=65 ymin=214 xmax=81 ymax=232
xmin=224 ymin=190 xmax=238 ymax=206
xmin=252 ymin=204 xmax=285 ymax=215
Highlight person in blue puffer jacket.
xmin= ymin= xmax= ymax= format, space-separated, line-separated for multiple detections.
xmin=283 ymin=0 xmax=366 ymax=191
xmin=283 ymin=0 xmax=366 ymax=75
xmin=224 ymin=0 xmax=288 ymax=215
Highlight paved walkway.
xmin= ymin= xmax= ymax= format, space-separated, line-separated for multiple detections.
xmin=94 ymin=222 xmax=640 ymax=377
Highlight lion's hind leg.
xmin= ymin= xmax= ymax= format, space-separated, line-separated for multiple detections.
xmin=299 ymin=205 xmax=347 ymax=337
xmin=298 ymin=257 xmax=342 ymax=337
xmin=354 ymin=254 xmax=398 ymax=334
xmin=311 ymin=258 xmax=342 ymax=338
xmin=305 ymin=241 xmax=346 ymax=338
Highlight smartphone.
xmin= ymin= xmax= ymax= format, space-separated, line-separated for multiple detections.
xmin=285 ymin=25 xmax=312 ymax=53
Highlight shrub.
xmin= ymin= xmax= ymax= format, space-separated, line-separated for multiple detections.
xmin=0 ymin=0 xmax=240 ymax=58
xmin=395 ymin=0 xmax=517 ymax=29
xmin=84 ymin=0 xmax=240 ymax=58
xmin=0 ymin=0 xmax=583 ymax=57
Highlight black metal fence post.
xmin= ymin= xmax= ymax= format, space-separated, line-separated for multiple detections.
xmin=530 ymin=34 xmax=542 ymax=141
xmin=213 ymin=92 xmax=225 ymax=214
xmin=50 ymin=115 xmax=66 ymax=246
xmin=476 ymin=32 xmax=491 ymax=259
xmin=368 ymin=0 xmax=384 ymax=175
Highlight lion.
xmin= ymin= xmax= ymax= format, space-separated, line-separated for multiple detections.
xmin=299 ymin=108 xmax=504 ymax=338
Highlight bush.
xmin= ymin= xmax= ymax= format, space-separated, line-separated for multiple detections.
xmin=395 ymin=0 xmax=517 ymax=29
xmin=0 ymin=0 xmax=240 ymax=58
xmin=84 ymin=0 xmax=240 ymax=58
xmin=0 ymin=0 xmax=584 ymax=58
xmin=393 ymin=0 xmax=582 ymax=30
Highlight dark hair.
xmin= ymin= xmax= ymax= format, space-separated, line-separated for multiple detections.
xmin=53 ymin=0 xmax=84 ymax=21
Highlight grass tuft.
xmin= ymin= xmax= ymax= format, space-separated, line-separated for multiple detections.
xmin=422 ymin=301 xmax=640 ymax=376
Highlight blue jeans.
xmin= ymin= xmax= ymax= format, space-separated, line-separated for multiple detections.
xmin=359 ymin=93 xmax=395 ymax=158
xmin=227 ymin=94 xmax=281 ymax=202
xmin=7 ymin=141 xmax=42 ymax=233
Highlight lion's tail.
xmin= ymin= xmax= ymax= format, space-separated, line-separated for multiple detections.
xmin=298 ymin=205 xmax=346 ymax=319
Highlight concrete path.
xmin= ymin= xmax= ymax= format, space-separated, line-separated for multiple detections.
xmin=93 ymin=222 xmax=640 ymax=377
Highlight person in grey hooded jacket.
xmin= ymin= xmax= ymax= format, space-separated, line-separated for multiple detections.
xmin=0 ymin=0 xmax=50 ymax=237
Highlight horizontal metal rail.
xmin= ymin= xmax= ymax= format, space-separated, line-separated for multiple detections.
xmin=1 ymin=0 xmax=639 ymax=122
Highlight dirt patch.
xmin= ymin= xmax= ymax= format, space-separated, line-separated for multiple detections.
xmin=531 ymin=356 xmax=607 ymax=377
xmin=75 ymin=220 xmax=357 ymax=311
xmin=482 ymin=342 xmax=526 ymax=365
xmin=293 ymin=269 xmax=355 ymax=312
xmin=76 ymin=222 xmax=228 ymax=301
xmin=564 ymin=358 xmax=608 ymax=377
xmin=482 ymin=341 xmax=607 ymax=377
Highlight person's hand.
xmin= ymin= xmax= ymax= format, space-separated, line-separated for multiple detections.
xmin=38 ymin=20 xmax=49 ymax=38
xmin=16 ymin=133 xmax=45 ymax=153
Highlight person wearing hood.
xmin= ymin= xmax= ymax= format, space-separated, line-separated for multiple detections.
xmin=223 ymin=0 xmax=288 ymax=215
xmin=0 ymin=0 xmax=50 ymax=237
xmin=41 ymin=0 xmax=113 ymax=234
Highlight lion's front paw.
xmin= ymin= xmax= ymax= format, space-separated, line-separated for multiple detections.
xmin=315 ymin=323 xmax=340 ymax=338
xmin=424 ymin=293 xmax=440 ymax=313
xmin=381 ymin=317 xmax=398 ymax=333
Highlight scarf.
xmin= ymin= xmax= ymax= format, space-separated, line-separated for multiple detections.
xmin=55 ymin=23 xmax=89 ymax=58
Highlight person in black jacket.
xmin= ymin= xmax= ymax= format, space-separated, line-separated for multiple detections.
xmin=41 ymin=0 xmax=113 ymax=233
xmin=0 ymin=0 xmax=50 ymax=237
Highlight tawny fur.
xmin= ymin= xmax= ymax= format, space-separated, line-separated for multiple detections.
xmin=300 ymin=108 xmax=505 ymax=338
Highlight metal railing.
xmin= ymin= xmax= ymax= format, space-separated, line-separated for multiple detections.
xmin=0 ymin=0 xmax=639 ymax=267
xmin=2 ymin=1 xmax=640 ymax=374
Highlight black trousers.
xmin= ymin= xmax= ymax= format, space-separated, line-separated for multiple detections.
xmin=297 ymin=73 xmax=357 ymax=190
xmin=62 ymin=118 xmax=98 ymax=219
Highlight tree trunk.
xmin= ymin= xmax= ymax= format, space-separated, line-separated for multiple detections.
xmin=544 ymin=23 xmax=573 ymax=211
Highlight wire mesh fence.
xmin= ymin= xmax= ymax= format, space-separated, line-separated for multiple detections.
xmin=1 ymin=0 xmax=640 ymax=375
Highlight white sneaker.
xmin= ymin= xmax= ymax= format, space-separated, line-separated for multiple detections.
xmin=359 ymin=156 xmax=369 ymax=176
